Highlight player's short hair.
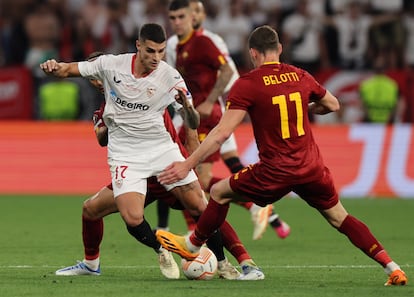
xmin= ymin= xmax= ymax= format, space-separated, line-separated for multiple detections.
xmin=86 ymin=51 xmax=104 ymax=62
xmin=139 ymin=23 xmax=166 ymax=44
xmin=169 ymin=0 xmax=190 ymax=11
xmin=248 ymin=25 xmax=279 ymax=54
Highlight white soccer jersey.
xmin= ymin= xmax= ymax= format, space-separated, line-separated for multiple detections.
xmin=78 ymin=54 xmax=188 ymax=161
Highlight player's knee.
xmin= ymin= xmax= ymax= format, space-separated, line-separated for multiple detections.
xmin=120 ymin=211 xmax=144 ymax=226
xmin=82 ymin=199 xmax=99 ymax=220
xmin=210 ymin=183 xmax=225 ymax=202
xmin=185 ymin=202 xmax=206 ymax=216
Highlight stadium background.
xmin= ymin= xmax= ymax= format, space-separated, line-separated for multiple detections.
xmin=1 ymin=121 xmax=413 ymax=197
xmin=0 ymin=0 xmax=413 ymax=199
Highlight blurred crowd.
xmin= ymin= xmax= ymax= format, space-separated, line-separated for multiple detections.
xmin=0 ymin=0 xmax=413 ymax=122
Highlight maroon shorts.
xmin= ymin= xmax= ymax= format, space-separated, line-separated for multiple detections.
xmin=229 ymin=163 xmax=339 ymax=210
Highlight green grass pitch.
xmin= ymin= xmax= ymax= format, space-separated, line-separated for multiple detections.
xmin=0 ymin=195 xmax=412 ymax=297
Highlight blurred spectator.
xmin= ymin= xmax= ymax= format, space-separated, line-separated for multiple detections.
xmin=403 ymin=2 xmax=414 ymax=123
xmin=367 ymin=0 xmax=404 ymax=69
xmin=359 ymin=56 xmax=405 ymax=123
xmin=24 ymin=1 xmax=60 ymax=78
xmin=281 ymin=0 xmax=330 ymax=74
xmin=402 ymin=2 xmax=414 ymax=68
xmin=94 ymin=0 xmax=136 ymax=54
xmin=213 ymin=0 xmax=252 ymax=70
xmin=243 ymin=0 xmax=268 ymax=28
xmin=59 ymin=9 xmax=98 ymax=61
xmin=0 ymin=0 xmax=411 ymax=122
xmin=323 ymin=0 xmax=397 ymax=70
xmin=129 ymin=0 xmax=168 ymax=35
xmin=0 ymin=1 xmax=31 ymax=67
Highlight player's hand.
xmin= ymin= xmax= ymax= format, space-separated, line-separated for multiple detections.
xmin=174 ymin=87 xmax=191 ymax=106
xmin=157 ymin=161 xmax=191 ymax=185
xmin=92 ymin=107 xmax=106 ymax=130
xmin=196 ymin=101 xmax=214 ymax=119
xmin=39 ymin=59 xmax=60 ymax=74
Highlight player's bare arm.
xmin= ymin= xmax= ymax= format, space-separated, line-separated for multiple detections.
xmin=309 ymin=90 xmax=340 ymax=115
xmin=158 ymin=109 xmax=245 ymax=185
xmin=39 ymin=59 xmax=81 ymax=78
xmin=175 ymin=88 xmax=200 ymax=129
xmin=196 ymin=63 xmax=233 ymax=118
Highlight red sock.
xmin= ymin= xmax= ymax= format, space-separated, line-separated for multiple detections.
xmin=236 ymin=201 xmax=254 ymax=210
xmin=205 ymin=176 xmax=222 ymax=192
xmin=190 ymin=198 xmax=229 ymax=246
xmin=338 ymin=215 xmax=391 ymax=267
xmin=182 ymin=209 xmax=196 ymax=231
xmin=220 ymin=220 xmax=251 ymax=263
xmin=82 ymin=215 xmax=103 ymax=260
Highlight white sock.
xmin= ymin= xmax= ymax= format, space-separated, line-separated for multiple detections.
xmin=249 ymin=204 xmax=261 ymax=213
xmin=268 ymin=214 xmax=279 ymax=223
xmin=83 ymin=258 xmax=100 ymax=271
xmin=384 ymin=261 xmax=400 ymax=275
xmin=185 ymin=235 xmax=201 ymax=253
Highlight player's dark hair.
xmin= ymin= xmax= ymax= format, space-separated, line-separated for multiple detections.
xmin=139 ymin=23 xmax=166 ymax=43
xmin=248 ymin=25 xmax=279 ymax=54
xmin=169 ymin=0 xmax=190 ymax=11
xmin=86 ymin=51 xmax=105 ymax=62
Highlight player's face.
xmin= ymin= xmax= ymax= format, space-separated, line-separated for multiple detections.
xmin=137 ymin=39 xmax=166 ymax=71
xmin=89 ymin=78 xmax=104 ymax=94
xmin=168 ymin=7 xmax=193 ymax=38
xmin=190 ymin=2 xmax=205 ymax=30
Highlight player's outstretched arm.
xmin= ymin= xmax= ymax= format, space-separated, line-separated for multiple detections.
xmin=158 ymin=109 xmax=245 ymax=185
xmin=39 ymin=59 xmax=81 ymax=78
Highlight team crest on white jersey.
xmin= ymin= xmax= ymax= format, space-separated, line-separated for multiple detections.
xmin=147 ymin=87 xmax=156 ymax=97
xmin=115 ymin=179 xmax=123 ymax=188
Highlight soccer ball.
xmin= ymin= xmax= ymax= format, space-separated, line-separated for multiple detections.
xmin=181 ymin=247 xmax=218 ymax=280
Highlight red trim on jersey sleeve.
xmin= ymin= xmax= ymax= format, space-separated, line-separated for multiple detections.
xmin=131 ymin=54 xmax=136 ymax=74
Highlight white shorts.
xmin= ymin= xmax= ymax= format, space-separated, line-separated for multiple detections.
xmin=172 ymin=97 xmax=239 ymax=155
xmin=217 ymin=96 xmax=238 ymax=154
xmin=220 ymin=133 xmax=238 ymax=154
xmin=109 ymin=143 xmax=198 ymax=198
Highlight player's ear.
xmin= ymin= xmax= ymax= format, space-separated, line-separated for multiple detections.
xmin=249 ymin=48 xmax=256 ymax=59
xmin=277 ymin=43 xmax=283 ymax=56
xmin=136 ymin=40 xmax=140 ymax=51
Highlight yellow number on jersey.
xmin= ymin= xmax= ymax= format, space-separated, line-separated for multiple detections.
xmin=272 ymin=92 xmax=305 ymax=139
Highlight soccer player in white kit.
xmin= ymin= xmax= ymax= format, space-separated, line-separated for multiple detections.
xmin=39 ymin=23 xmax=207 ymax=265
xmin=41 ymin=23 xmax=266 ymax=281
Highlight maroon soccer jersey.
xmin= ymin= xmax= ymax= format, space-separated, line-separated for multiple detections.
xmin=227 ymin=62 xmax=327 ymax=182
xmin=175 ymin=30 xmax=227 ymax=162
xmin=175 ymin=30 xmax=227 ymax=108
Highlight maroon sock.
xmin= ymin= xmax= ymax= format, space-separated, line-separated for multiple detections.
xmin=220 ymin=220 xmax=251 ymax=263
xmin=190 ymin=199 xmax=229 ymax=246
xmin=338 ymin=215 xmax=390 ymax=267
xmin=236 ymin=201 xmax=254 ymax=210
xmin=82 ymin=215 xmax=103 ymax=260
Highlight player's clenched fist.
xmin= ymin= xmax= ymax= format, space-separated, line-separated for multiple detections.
xmin=39 ymin=59 xmax=78 ymax=78
xmin=39 ymin=59 xmax=60 ymax=73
